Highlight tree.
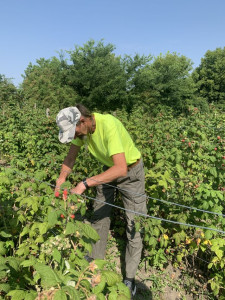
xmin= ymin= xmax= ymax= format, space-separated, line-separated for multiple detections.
xmin=132 ymin=52 xmax=197 ymax=113
xmin=66 ymin=39 xmax=128 ymax=111
xmin=121 ymin=53 xmax=152 ymax=110
xmin=22 ymin=56 xmax=77 ymax=109
xmin=0 ymin=74 xmax=19 ymax=106
xmin=193 ymin=47 xmax=225 ymax=106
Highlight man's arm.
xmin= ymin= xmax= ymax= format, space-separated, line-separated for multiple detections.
xmin=71 ymin=152 xmax=127 ymax=194
xmin=55 ymin=144 xmax=80 ymax=191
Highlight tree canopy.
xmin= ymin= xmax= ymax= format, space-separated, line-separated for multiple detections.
xmin=1 ymin=40 xmax=225 ymax=114
xmin=66 ymin=39 xmax=128 ymax=111
xmin=22 ymin=57 xmax=77 ymax=109
xmin=0 ymin=74 xmax=19 ymax=106
xmin=193 ymin=47 xmax=225 ymax=106
xmin=132 ymin=52 xmax=197 ymax=113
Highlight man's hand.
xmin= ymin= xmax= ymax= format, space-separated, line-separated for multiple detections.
xmin=55 ymin=178 xmax=65 ymax=194
xmin=70 ymin=181 xmax=86 ymax=195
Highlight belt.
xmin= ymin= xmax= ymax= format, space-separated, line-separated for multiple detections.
xmin=127 ymin=158 xmax=141 ymax=171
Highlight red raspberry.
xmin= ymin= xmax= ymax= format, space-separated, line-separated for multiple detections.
xmin=70 ymin=214 xmax=75 ymax=219
xmin=55 ymin=191 xmax=60 ymax=197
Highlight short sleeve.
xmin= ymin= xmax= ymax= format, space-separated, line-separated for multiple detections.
xmin=71 ymin=138 xmax=85 ymax=147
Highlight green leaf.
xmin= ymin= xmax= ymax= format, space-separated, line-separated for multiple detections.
xmin=153 ymin=227 xmax=160 ymax=237
xmin=65 ymin=222 xmax=78 ymax=235
xmin=0 ymin=231 xmax=12 ymax=238
xmin=74 ymin=256 xmax=89 ymax=267
xmin=94 ymin=259 xmax=107 ymax=270
xmin=62 ymin=286 xmax=80 ymax=299
xmin=215 ymin=249 xmax=223 ymax=260
xmin=7 ymin=290 xmax=26 ymax=300
xmin=158 ymin=180 xmax=167 ymax=189
xmin=177 ymin=254 xmax=182 ymax=263
xmin=48 ymin=210 xmax=58 ymax=227
xmin=96 ymin=293 xmax=105 ymax=300
xmin=92 ymin=277 xmax=106 ymax=294
xmin=173 ymin=233 xmax=181 ymax=245
xmin=53 ymin=289 xmax=67 ymax=300
xmin=0 ymin=264 xmax=8 ymax=271
xmin=8 ymin=257 xmax=20 ymax=271
xmin=20 ymin=258 xmax=36 ymax=268
xmin=102 ymin=270 xmax=120 ymax=286
xmin=80 ymin=238 xmax=93 ymax=253
xmin=0 ymin=242 xmax=6 ymax=255
xmin=52 ymin=248 xmax=61 ymax=263
xmin=0 ymin=256 xmax=6 ymax=264
xmin=135 ymin=222 xmax=140 ymax=232
xmin=20 ymin=226 xmax=30 ymax=237
xmin=34 ymin=263 xmax=61 ymax=288
xmin=24 ymin=291 xmax=38 ymax=300
xmin=117 ymin=294 xmax=130 ymax=300
xmin=211 ymin=280 xmax=216 ymax=290
xmin=117 ymin=282 xmax=131 ymax=298
xmin=208 ymin=263 xmax=213 ymax=269
xmin=39 ymin=222 xmax=49 ymax=235
xmin=6 ymin=240 xmax=14 ymax=248
xmin=108 ymin=290 xmax=118 ymax=300
xmin=210 ymin=167 xmax=217 ymax=178
xmin=0 ymin=283 xmax=10 ymax=293
xmin=35 ymin=236 xmax=44 ymax=243
xmin=205 ymin=230 xmax=213 ymax=240
xmin=77 ymin=221 xmax=100 ymax=241
xmin=148 ymin=237 xmax=157 ymax=247
xmin=217 ymin=191 xmax=224 ymax=200
xmin=0 ymin=270 xmax=7 ymax=280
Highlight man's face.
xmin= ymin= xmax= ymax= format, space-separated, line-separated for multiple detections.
xmin=74 ymin=119 xmax=88 ymax=139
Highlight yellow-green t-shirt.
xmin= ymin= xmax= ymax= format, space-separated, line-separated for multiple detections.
xmin=71 ymin=113 xmax=141 ymax=167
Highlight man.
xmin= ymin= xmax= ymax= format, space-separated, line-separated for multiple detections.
xmin=56 ymin=104 xmax=147 ymax=299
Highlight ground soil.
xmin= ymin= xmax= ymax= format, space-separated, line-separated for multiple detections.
xmin=105 ymin=234 xmax=211 ymax=300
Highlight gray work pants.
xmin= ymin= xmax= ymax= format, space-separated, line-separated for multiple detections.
xmin=91 ymin=159 xmax=147 ymax=279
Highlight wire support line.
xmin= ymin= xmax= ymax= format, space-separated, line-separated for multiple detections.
xmin=2 ymin=167 xmax=225 ymax=219
xmin=87 ymin=177 xmax=225 ymax=218
xmin=1 ymin=169 xmax=225 ymax=234
xmin=48 ymin=164 xmax=225 ymax=218
xmin=81 ymin=194 xmax=225 ymax=235
xmin=53 ymin=165 xmax=225 ymax=218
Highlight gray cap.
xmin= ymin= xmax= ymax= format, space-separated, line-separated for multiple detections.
xmin=56 ymin=107 xmax=81 ymax=143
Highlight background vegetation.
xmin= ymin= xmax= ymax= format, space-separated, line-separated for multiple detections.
xmin=0 ymin=40 xmax=225 ymax=299
xmin=1 ymin=40 xmax=225 ymax=113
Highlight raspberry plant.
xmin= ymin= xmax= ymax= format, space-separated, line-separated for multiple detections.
xmin=0 ymin=103 xmax=224 ymax=298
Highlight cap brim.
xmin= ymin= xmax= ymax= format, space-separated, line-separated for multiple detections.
xmin=58 ymin=124 xmax=76 ymax=144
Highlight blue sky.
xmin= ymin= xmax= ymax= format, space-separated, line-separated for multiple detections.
xmin=1 ymin=0 xmax=225 ymax=86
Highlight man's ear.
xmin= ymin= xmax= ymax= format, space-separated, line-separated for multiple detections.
xmin=79 ymin=116 xmax=85 ymax=123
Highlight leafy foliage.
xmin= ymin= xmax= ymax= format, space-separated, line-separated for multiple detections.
xmin=1 ymin=39 xmax=225 ymax=298
xmin=67 ymin=39 xmax=128 ymax=111
xmin=0 ymin=74 xmax=20 ymax=106
xmin=0 ymin=103 xmax=225 ymax=298
xmin=22 ymin=57 xmax=77 ymax=109
xmin=132 ymin=52 xmax=198 ymax=113
xmin=193 ymin=47 xmax=225 ymax=107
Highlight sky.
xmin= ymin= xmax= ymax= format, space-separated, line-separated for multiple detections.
xmin=1 ymin=0 xmax=225 ymax=87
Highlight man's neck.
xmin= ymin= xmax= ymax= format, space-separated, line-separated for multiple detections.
xmin=89 ymin=114 xmax=96 ymax=134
